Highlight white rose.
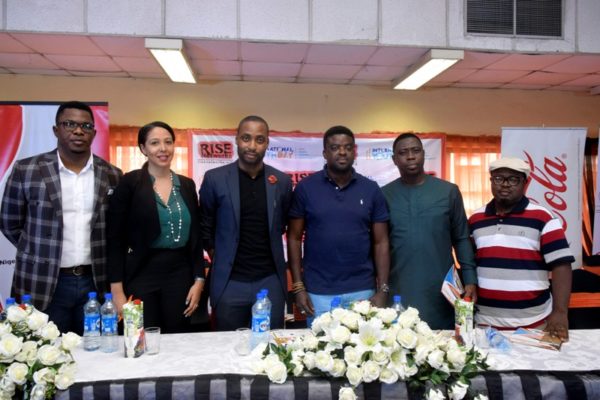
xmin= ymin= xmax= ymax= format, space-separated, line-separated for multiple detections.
xmin=376 ymin=308 xmax=397 ymax=324
xmin=448 ymin=381 xmax=469 ymax=400
xmin=415 ymin=321 xmax=433 ymax=336
xmin=0 ymin=376 xmax=16 ymax=397
xmin=311 ymin=313 xmax=332 ymax=334
xmin=303 ymin=351 xmax=316 ymax=370
xmin=345 ymin=365 xmax=363 ymax=386
xmin=396 ymin=328 xmax=418 ymax=349
xmin=447 ymin=347 xmax=467 ymax=370
xmin=343 ymin=346 xmax=360 ymax=366
xmin=60 ymin=332 xmax=82 ymax=351
xmin=427 ymin=349 xmax=445 ymax=369
xmin=414 ymin=343 xmax=434 ymax=365
xmin=394 ymin=363 xmax=418 ymax=379
xmin=339 ymin=387 xmax=357 ymax=400
xmin=426 ymin=387 xmax=446 ymax=400
xmin=330 ymin=359 xmax=346 ymax=378
xmin=340 ymin=312 xmax=360 ymax=330
xmin=15 ymin=341 xmax=38 ymax=364
xmin=473 ymin=394 xmax=489 ymax=400
xmin=266 ymin=360 xmax=287 ymax=384
xmin=30 ymin=384 xmax=47 ymax=400
xmin=58 ymin=362 xmax=77 ymax=377
xmin=379 ymin=367 xmax=399 ymax=384
xmin=331 ymin=307 xmax=347 ymax=322
xmin=6 ymin=306 xmax=27 ymax=323
xmin=54 ymin=371 xmax=75 ymax=390
xmin=315 ymin=350 xmax=334 ymax=372
xmin=263 ymin=354 xmax=281 ymax=370
xmin=372 ymin=350 xmax=389 ymax=365
xmin=352 ymin=300 xmax=371 ymax=315
xmin=26 ymin=310 xmax=49 ymax=331
xmin=37 ymin=344 xmax=61 ymax=366
xmin=0 ymin=333 xmax=24 ymax=358
xmin=331 ymin=325 xmax=351 ymax=344
xmin=39 ymin=322 xmax=60 ymax=342
xmin=0 ymin=322 xmax=12 ymax=336
xmin=361 ymin=360 xmax=381 ymax=383
xmin=292 ymin=358 xmax=304 ymax=376
xmin=302 ymin=334 xmax=319 ymax=350
xmin=33 ymin=367 xmax=56 ymax=384
xmin=382 ymin=327 xmax=398 ymax=347
xmin=7 ymin=362 xmax=29 ymax=385
xmin=397 ymin=307 xmax=419 ymax=328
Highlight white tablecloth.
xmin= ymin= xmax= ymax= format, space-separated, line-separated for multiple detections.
xmin=70 ymin=329 xmax=600 ymax=383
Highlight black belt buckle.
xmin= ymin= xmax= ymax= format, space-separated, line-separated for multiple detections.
xmin=72 ymin=265 xmax=85 ymax=276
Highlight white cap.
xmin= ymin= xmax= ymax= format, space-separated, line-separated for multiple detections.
xmin=489 ymin=157 xmax=530 ymax=179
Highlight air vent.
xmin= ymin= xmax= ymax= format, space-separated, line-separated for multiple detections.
xmin=467 ymin=0 xmax=562 ymax=37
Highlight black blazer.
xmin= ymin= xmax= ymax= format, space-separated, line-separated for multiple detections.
xmin=107 ymin=164 xmax=204 ymax=285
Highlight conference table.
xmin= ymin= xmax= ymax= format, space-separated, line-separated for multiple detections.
xmin=56 ymin=329 xmax=600 ymax=400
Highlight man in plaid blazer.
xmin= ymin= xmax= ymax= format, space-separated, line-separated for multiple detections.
xmin=0 ymin=101 xmax=121 ymax=334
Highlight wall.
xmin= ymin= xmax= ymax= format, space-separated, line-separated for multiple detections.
xmin=1 ymin=74 xmax=599 ymax=136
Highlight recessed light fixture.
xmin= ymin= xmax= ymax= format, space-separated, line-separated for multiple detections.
xmin=393 ymin=49 xmax=464 ymax=90
xmin=145 ymin=38 xmax=196 ymax=84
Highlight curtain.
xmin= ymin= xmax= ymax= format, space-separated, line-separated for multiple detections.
xmin=109 ymin=125 xmax=189 ymax=176
xmin=445 ymin=135 xmax=501 ymax=217
xmin=583 ymin=140 xmax=597 ymax=259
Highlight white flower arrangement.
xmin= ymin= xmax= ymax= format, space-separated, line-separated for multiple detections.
xmin=255 ymin=301 xmax=489 ymax=399
xmin=0 ymin=303 xmax=81 ymax=399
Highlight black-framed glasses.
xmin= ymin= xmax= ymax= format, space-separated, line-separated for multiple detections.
xmin=58 ymin=120 xmax=95 ymax=133
xmin=491 ymin=175 xmax=523 ymax=186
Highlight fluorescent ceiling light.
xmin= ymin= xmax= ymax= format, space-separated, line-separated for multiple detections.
xmin=145 ymin=38 xmax=196 ymax=84
xmin=393 ymin=49 xmax=464 ymax=90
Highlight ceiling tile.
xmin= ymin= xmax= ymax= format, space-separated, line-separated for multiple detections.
xmin=10 ymin=34 xmax=105 ymax=56
xmin=559 ymin=74 xmax=600 ymax=87
xmin=305 ymin=44 xmax=377 ymax=65
xmin=459 ymin=69 xmax=529 ymax=84
xmin=242 ymin=62 xmax=301 ymax=77
xmin=543 ymin=55 xmax=600 ymax=74
xmin=128 ymin=72 xmax=166 ymax=79
xmin=113 ymin=57 xmax=162 ymax=73
xmin=7 ymin=68 xmax=71 ymax=76
xmin=455 ymin=52 xmax=508 ymax=69
xmin=367 ymin=47 xmax=427 ymax=66
xmin=45 ymin=55 xmax=121 ymax=72
xmin=186 ymin=40 xmax=239 ymax=61
xmin=511 ymin=71 xmax=586 ymax=85
xmin=297 ymin=77 xmax=350 ymax=84
xmin=353 ymin=65 xmax=403 ymax=80
xmin=300 ymin=64 xmax=362 ymax=79
xmin=70 ymin=71 xmax=130 ymax=77
xmin=243 ymin=76 xmax=296 ymax=83
xmin=241 ymin=42 xmax=308 ymax=63
xmin=487 ymin=53 xmax=570 ymax=71
xmin=91 ymin=36 xmax=149 ymax=57
xmin=197 ymin=75 xmax=242 ymax=82
xmin=0 ymin=34 xmax=34 ymax=53
xmin=0 ymin=53 xmax=58 ymax=69
xmin=430 ymin=68 xmax=477 ymax=83
xmin=192 ymin=60 xmax=241 ymax=75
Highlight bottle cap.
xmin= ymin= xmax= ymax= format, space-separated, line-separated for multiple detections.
xmin=6 ymin=297 xmax=16 ymax=305
xmin=393 ymin=295 xmax=401 ymax=303
xmin=105 ymin=293 xmax=113 ymax=300
xmin=463 ymin=296 xmax=472 ymax=302
xmin=134 ymin=299 xmax=141 ymax=305
xmin=88 ymin=292 xmax=97 ymax=298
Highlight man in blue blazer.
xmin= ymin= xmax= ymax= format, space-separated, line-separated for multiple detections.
xmin=199 ymin=115 xmax=292 ymax=331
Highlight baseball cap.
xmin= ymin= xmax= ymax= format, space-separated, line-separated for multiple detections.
xmin=489 ymin=157 xmax=531 ymax=179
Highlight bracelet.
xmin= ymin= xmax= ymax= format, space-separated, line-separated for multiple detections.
xmin=292 ymin=281 xmax=306 ymax=294
xmin=194 ymin=276 xmax=205 ymax=283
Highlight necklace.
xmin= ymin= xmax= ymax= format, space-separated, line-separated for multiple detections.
xmin=153 ymin=172 xmax=183 ymax=243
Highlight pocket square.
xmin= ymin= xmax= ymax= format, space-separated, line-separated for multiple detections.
xmin=107 ymin=188 xmax=114 ymax=195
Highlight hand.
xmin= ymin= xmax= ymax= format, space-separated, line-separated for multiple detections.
xmin=463 ymin=284 xmax=478 ymax=303
xmin=183 ymin=280 xmax=204 ymax=317
xmin=369 ymin=291 xmax=387 ymax=308
xmin=112 ymin=290 xmax=128 ymax=318
xmin=544 ymin=310 xmax=569 ymax=342
xmin=295 ymin=291 xmax=314 ymax=316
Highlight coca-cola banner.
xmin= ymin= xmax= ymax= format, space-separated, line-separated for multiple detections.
xmin=501 ymin=127 xmax=586 ymax=268
xmin=189 ymin=131 xmax=445 ymax=189
xmin=0 ymin=102 xmax=110 ymax=307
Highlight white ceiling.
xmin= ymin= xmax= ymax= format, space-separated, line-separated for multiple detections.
xmin=1 ymin=33 xmax=600 ymax=93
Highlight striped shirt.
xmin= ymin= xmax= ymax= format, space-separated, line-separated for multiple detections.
xmin=468 ymin=196 xmax=574 ymax=329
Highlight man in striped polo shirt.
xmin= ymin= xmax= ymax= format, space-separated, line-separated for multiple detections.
xmin=469 ymin=157 xmax=574 ymax=341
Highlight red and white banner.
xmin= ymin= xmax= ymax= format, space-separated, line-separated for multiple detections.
xmin=0 ymin=103 xmax=110 ymax=307
xmin=189 ymin=131 xmax=445 ymax=189
xmin=501 ymin=127 xmax=586 ymax=268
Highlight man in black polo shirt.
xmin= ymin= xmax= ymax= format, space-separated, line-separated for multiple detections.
xmin=199 ymin=116 xmax=293 ymax=331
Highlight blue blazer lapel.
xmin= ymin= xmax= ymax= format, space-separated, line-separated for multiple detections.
xmin=227 ymin=164 xmax=241 ymax=228
xmin=38 ymin=152 xmax=62 ymax=219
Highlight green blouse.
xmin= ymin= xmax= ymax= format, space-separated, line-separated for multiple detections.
xmin=151 ymin=173 xmax=191 ymax=249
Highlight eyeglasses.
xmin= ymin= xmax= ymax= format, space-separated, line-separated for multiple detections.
xmin=491 ymin=175 xmax=523 ymax=186
xmin=58 ymin=120 xmax=95 ymax=133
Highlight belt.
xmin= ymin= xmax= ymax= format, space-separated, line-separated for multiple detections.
xmin=59 ymin=265 xmax=92 ymax=276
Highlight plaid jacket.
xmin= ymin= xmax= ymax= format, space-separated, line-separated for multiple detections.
xmin=0 ymin=150 xmax=121 ymax=310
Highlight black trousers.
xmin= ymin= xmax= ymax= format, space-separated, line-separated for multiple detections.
xmin=126 ymin=248 xmax=192 ymax=334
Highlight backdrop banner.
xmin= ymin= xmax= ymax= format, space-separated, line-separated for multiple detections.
xmin=0 ymin=102 xmax=109 ymax=307
xmin=501 ymin=127 xmax=586 ymax=268
xmin=189 ymin=131 xmax=445 ymax=189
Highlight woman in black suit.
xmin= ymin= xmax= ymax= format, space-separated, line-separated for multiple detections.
xmin=107 ymin=121 xmax=205 ymax=333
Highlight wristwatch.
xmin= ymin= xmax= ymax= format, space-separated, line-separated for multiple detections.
xmin=378 ymin=283 xmax=390 ymax=293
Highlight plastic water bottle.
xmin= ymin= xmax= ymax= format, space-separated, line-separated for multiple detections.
xmin=250 ymin=291 xmax=270 ymax=349
xmin=83 ymin=292 xmax=101 ymax=351
xmin=486 ymin=327 xmax=511 ymax=353
xmin=392 ymin=295 xmax=405 ymax=323
xmin=21 ymin=294 xmax=33 ymax=311
xmin=1 ymin=297 xmax=16 ymax=321
xmin=100 ymin=293 xmax=118 ymax=353
xmin=330 ymin=296 xmax=342 ymax=311
xmin=260 ymin=289 xmax=272 ymax=314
